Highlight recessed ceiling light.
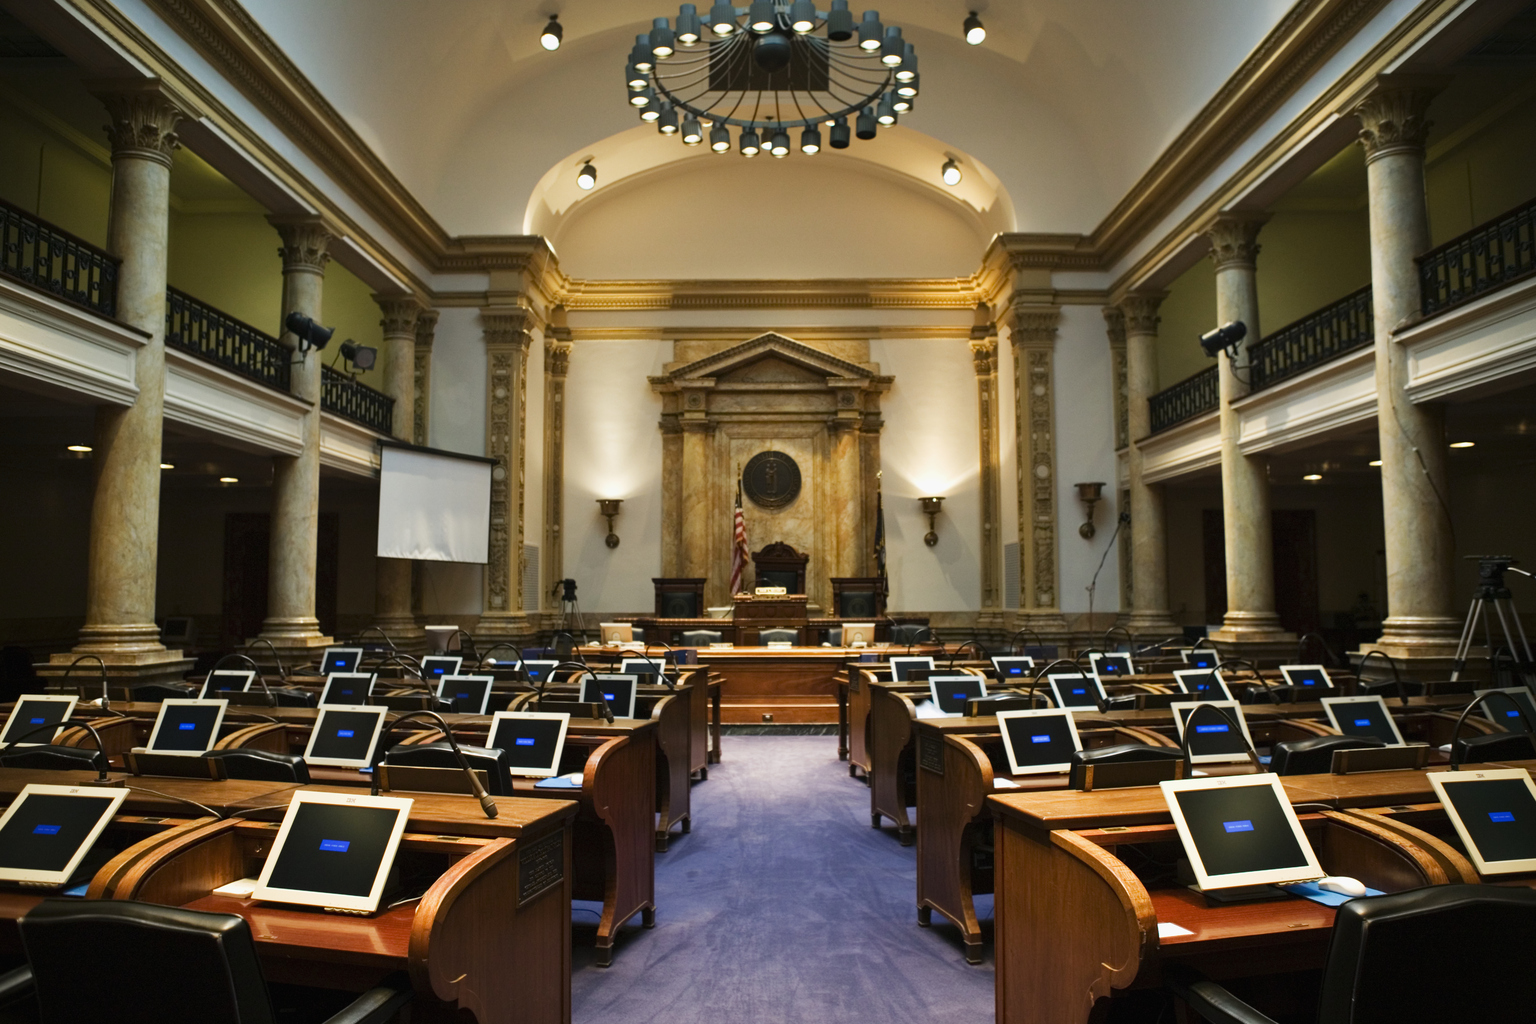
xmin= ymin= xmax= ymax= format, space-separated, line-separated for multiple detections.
xmin=160 ymin=463 xmax=174 ymax=470
xmin=1303 ymin=473 xmax=1322 ymax=481
xmin=67 ymin=445 xmax=92 ymax=452
xmin=219 ymin=476 xmax=239 ymax=484
xmin=1369 ymin=460 xmax=1382 ymax=467
xmin=1449 ymin=441 xmax=1475 ymax=448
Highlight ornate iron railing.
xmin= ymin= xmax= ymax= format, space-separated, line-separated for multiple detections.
xmin=1419 ymin=195 xmax=1536 ymax=318
xmin=0 ymin=196 xmax=118 ymax=317
xmin=1250 ymin=285 xmax=1373 ymax=391
xmin=322 ymin=364 xmax=394 ymax=434
xmin=1149 ymin=365 xmax=1219 ymax=434
xmin=165 ymin=287 xmax=290 ymax=391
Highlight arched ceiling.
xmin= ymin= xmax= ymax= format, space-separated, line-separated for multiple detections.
xmin=240 ymin=1 xmax=1295 ymax=244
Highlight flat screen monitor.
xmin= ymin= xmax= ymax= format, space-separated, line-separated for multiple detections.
xmin=1321 ymin=695 xmax=1404 ymax=746
xmin=1 ymin=697 xmax=76 ymax=746
xmin=253 ymin=791 xmax=413 ymax=914
xmin=419 ymin=656 xmax=462 ymax=684
xmin=928 ymin=675 xmax=987 ymax=716
xmin=1048 ymin=674 xmax=1104 ymax=710
xmin=841 ymin=622 xmax=876 ymax=646
xmin=1182 ymin=649 xmax=1219 ymax=670
xmin=436 ymin=675 xmax=493 ymax=716
xmin=488 ymin=711 xmax=571 ymax=778
xmin=1474 ymin=688 xmax=1536 ymax=732
xmin=1279 ymin=664 xmax=1333 ymax=692
xmin=321 ymin=648 xmax=364 ymax=675
xmin=319 ymin=672 xmax=377 ymax=707
xmin=0 ymin=784 xmax=128 ymax=887
xmin=1173 ymin=669 xmax=1231 ymax=701
xmin=580 ymin=674 xmax=639 ymax=719
xmin=1161 ymin=774 xmax=1323 ymax=891
xmin=1171 ymin=700 xmax=1256 ymax=764
xmin=997 ymin=709 xmax=1082 ymax=775
xmin=599 ymin=623 xmax=633 ymax=645
xmin=620 ymin=658 xmax=671 ymax=684
xmin=145 ymin=699 xmax=228 ymax=754
xmin=304 ymin=705 xmax=390 ymax=769
xmin=199 ymin=670 xmax=254 ymax=699
xmin=520 ymin=660 xmax=559 ymax=685
xmin=1428 ymin=768 xmax=1536 ymax=876
xmin=889 ymin=657 xmax=935 ymax=683
xmin=1089 ymin=652 xmax=1135 ymax=681
xmin=991 ymin=656 xmax=1035 ymax=681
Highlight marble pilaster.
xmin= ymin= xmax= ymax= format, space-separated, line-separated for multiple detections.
xmin=412 ymin=309 xmax=438 ymax=447
xmin=542 ymin=332 xmax=572 ymax=612
xmin=1120 ymin=294 xmax=1180 ymax=636
xmin=373 ymin=295 xmax=424 ymax=649
xmin=972 ymin=332 xmax=1004 ymax=625
xmin=478 ymin=308 xmax=535 ymax=644
xmin=1009 ymin=304 xmax=1068 ymax=634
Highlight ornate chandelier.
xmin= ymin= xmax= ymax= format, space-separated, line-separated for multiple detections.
xmin=625 ymin=2 xmax=919 ymax=157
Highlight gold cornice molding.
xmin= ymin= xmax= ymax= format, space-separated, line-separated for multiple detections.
xmin=566 ymin=325 xmax=976 ymax=343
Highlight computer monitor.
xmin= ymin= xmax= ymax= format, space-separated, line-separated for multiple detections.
xmin=161 ymin=616 xmax=195 ymax=646
xmin=319 ymin=672 xmax=377 ymax=707
xmin=1428 ymin=768 xmax=1536 ymax=876
xmin=620 ymin=658 xmax=671 ymax=685
xmin=928 ymin=675 xmax=988 ymax=716
xmin=841 ymin=622 xmax=875 ymax=646
xmin=889 ymin=657 xmax=934 ymax=683
xmin=0 ymin=784 xmax=128 ymax=887
xmin=996 ymin=709 xmax=1082 ymax=775
xmin=1160 ymin=774 xmax=1323 ymax=891
xmin=303 ymin=705 xmax=390 ymax=769
xmin=145 ymin=699 xmax=228 ymax=754
xmin=0 ymin=696 xmax=76 ymax=746
xmin=488 ymin=711 xmax=571 ymax=778
xmin=419 ymin=656 xmax=462 ymax=684
xmin=1182 ymin=649 xmax=1219 ymax=670
xmin=580 ymin=674 xmax=639 ymax=719
xmin=252 ymin=791 xmax=413 ymax=914
xmin=1320 ymin=695 xmax=1405 ymax=746
xmin=1171 ymin=700 xmax=1256 ymax=764
xmin=599 ymin=623 xmax=633 ymax=645
xmin=436 ymin=675 xmax=493 ymax=716
xmin=520 ymin=660 xmax=559 ymax=685
xmin=991 ymin=656 xmax=1035 ymax=681
xmin=1279 ymin=664 xmax=1333 ymax=692
xmin=1047 ymin=673 xmax=1104 ymax=710
xmin=1089 ymin=652 xmax=1135 ymax=681
xmin=320 ymin=648 xmax=364 ymax=675
xmin=1474 ymin=688 xmax=1536 ymax=732
xmin=1173 ymin=669 xmax=1231 ymax=701
xmin=199 ymin=670 xmax=254 ymax=699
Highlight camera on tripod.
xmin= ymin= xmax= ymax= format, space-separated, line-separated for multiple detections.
xmin=552 ymin=578 xmax=578 ymax=603
xmin=1467 ymin=555 xmax=1518 ymax=599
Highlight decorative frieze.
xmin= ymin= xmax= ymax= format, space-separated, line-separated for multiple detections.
xmin=413 ymin=309 xmax=437 ymax=446
xmin=1010 ymin=304 xmax=1061 ymax=612
xmin=483 ymin=308 xmax=535 ymax=616
xmin=971 ymin=335 xmax=1001 ymax=610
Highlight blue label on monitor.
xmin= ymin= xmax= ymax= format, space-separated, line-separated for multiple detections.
xmin=1195 ymin=724 xmax=1229 ymax=734
xmin=952 ymin=692 xmax=968 ymax=700
xmin=1222 ymin=820 xmax=1254 ymax=833
xmin=604 ymin=693 xmax=616 ymax=701
xmin=1071 ymin=688 xmax=1086 ymax=695
xmin=178 ymin=722 xmax=196 ymax=730
xmin=319 ymin=839 xmax=350 ymax=853
xmin=515 ymin=737 xmax=536 ymax=746
xmin=28 ymin=717 xmax=44 ymax=725
xmin=1353 ymin=718 xmax=1372 ymax=727
xmin=1030 ymin=734 xmax=1051 ymax=744
xmin=32 ymin=824 xmax=60 ymax=835
xmin=337 ymin=729 xmax=355 ymax=738
xmin=1007 ymin=667 xmax=1021 ymax=675
xmin=1490 ymin=811 xmax=1516 ymax=823
xmin=456 ymin=692 xmax=470 ymax=699
xmin=1508 ymin=710 xmax=1522 ymax=718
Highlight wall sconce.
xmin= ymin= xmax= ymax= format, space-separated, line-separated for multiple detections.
xmin=597 ymin=499 xmax=623 ymax=548
xmin=919 ymin=496 xmax=945 ymax=547
xmin=1074 ymin=481 xmax=1105 ymax=538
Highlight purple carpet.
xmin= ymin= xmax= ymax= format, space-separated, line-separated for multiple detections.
xmin=571 ymin=735 xmax=994 ymax=1024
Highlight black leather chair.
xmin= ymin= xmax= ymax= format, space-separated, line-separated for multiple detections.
xmin=680 ymin=629 xmax=723 ymax=647
xmin=1070 ymin=743 xmax=1183 ymax=768
xmin=129 ymin=682 xmax=199 ymax=701
xmin=889 ymin=624 xmax=930 ymax=645
xmin=14 ymin=898 xmax=412 ymax=1024
xmin=1270 ymin=734 xmax=1385 ymax=776
xmin=381 ymin=741 xmax=515 ymax=796
xmin=1167 ymin=884 xmax=1536 ymax=1023
xmin=1453 ymin=731 xmax=1536 ymax=764
xmin=759 ymin=628 xmax=797 ymax=644
xmin=0 ymin=745 xmax=106 ymax=773
xmin=203 ymin=748 xmax=310 ymax=783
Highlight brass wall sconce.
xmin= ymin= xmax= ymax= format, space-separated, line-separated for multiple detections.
xmin=597 ymin=498 xmax=623 ymax=548
xmin=919 ymin=496 xmax=946 ymax=547
xmin=1074 ymin=481 xmax=1105 ymax=538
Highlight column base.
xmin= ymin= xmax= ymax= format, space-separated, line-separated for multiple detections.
xmin=1369 ymin=616 xmax=1463 ymax=658
xmin=254 ymin=619 xmax=335 ymax=672
xmin=1121 ymin=610 xmax=1182 ymax=638
xmin=44 ymin=646 xmax=195 ymax=691
xmin=70 ymin=623 xmax=170 ymax=659
xmin=372 ymin=614 xmax=426 ymax=655
xmin=477 ymin=612 xmax=536 ymax=648
xmin=1210 ymin=612 xmax=1295 ymax=663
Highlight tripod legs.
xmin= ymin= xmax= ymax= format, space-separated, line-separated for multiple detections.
xmin=1452 ymin=595 xmax=1535 ymax=684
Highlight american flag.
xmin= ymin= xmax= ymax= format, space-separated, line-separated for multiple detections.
xmin=729 ymin=479 xmax=749 ymax=595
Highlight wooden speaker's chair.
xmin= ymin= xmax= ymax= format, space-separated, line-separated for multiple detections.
xmin=759 ymin=628 xmax=798 ymax=644
xmin=830 ymin=577 xmax=886 ymax=619
xmin=653 ymin=578 xmax=706 ymax=618
xmin=680 ymin=629 xmax=723 ymax=647
xmin=751 ymin=542 xmax=807 ymax=593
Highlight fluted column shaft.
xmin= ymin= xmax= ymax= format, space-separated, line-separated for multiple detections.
xmin=1120 ymin=294 xmax=1179 ymax=635
xmin=374 ymin=296 xmax=423 ymax=644
xmin=1355 ymin=79 xmax=1459 ymax=655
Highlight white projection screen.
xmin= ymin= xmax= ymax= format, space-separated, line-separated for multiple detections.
xmin=377 ymin=443 xmax=493 ymax=563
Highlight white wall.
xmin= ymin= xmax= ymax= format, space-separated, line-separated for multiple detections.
xmin=1053 ymin=305 xmax=1122 ymax=616
xmin=872 ymin=338 xmax=981 ymax=612
xmin=562 ymin=338 xmax=668 ymax=614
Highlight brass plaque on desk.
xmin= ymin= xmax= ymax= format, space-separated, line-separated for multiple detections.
xmin=743 ymin=450 xmax=801 ymax=509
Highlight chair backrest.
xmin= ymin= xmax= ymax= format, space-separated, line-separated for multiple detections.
xmin=19 ymin=898 xmax=276 ymax=1024
xmin=889 ymin=624 xmax=929 ymax=645
xmin=759 ymin=629 xmax=797 ymax=644
xmin=1318 ymin=884 xmax=1536 ymax=1023
xmin=1271 ymin=734 xmax=1385 ymax=776
xmin=1453 ymin=731 xmax=1536 ymax=765
xmin=203 ymin=748 xmax=311 ymax=783
xmin=0 ymin=745 xmax=107 ymax=773
xmin=382 ymin=741 xmax=514 ymax=795
xmin=680 ymin=630 xmax=722 ymax=647
xmin=128 ymin=683 xmax=200 ymax=702
xmin=1070 ymin=743 xmax=1183 ymax=767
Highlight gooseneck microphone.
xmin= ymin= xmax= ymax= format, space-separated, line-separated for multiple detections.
xmin=547 ymin=662 xmax=614 ymax=722
xmin=64 ymin=654 xmax=114 ymax=714
xmin=1025 ymin=658 xmax=1080 ymax=709
xmin=372 ymin=710 xmax=497 ymax=818
xmin=1358 ymin=649 xmax=1409 ymax=708
xmin=244 ymin=637 xmax=290 ymax=685
xmin=1447 ymin=692 xmax=1536 ymax=770
xmin=209 ymin=653 xmax=275 ymax=706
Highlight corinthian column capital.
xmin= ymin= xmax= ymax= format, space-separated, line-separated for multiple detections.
xmin=482 ymin=307 xmax=536 ymax=350
xmin=1204 ymin=213 xmax=1269 ymax=272
xmin=415 ymin=309 xmax=440 ymax=349
xmin=91 ymin=80 xmax=191 ymax=168
xmin=1353 ymin=76 xmax=1443 ymax=162
xmin=269 ymin=216 xmax=334 ymax=274
xmin=375 ymin=295 xmax=423 ymax=338
xmin=969 ymin=337 xmax=997 ymax=376
xmin=1119 ymin=292 xmax=1167 ymax=337
xmin=1009 ymin=304 xmax=1060 ymax=347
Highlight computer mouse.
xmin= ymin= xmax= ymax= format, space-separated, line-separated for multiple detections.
xmin=565 ymin=771 xmax=584 ymax=784
xmin=1316 ymin=876 xmax=1367 ymax=897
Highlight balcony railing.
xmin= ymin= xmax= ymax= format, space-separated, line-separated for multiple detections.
xmin=0 ymin=196 xmax=118 ymax=317
xmin=322 ymin=364 xmax=394 ymax=434
xmin=1250 ymin=285 xmax=1374 ymax=391
xmin=165 ymin=287 xmax=291 ymax=392
xmin=1149 ymin=365 xmax=1219 ymax=434
xmin=1419 ymin=194 xmax=1536 ymax=318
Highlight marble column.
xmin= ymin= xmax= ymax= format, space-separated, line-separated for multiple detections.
xmin=259 ymin=217 xmax=333 ymax=650
xmin=412 ymin=309 xmax=438 ymax=447
xmin=1104 ymin=308 xmax=1132 ymax=611
xmin=62 ymin=82 xmax=191 ymax=676
xmin=373 ymin=295 xmax=424 ymax=648
xmin=972 ymin=332 xmax=1004 ymax=627
xmin=1206 ymin=214 xmax=1290 ymax=646
xmin=1120 ymin=294 xmax=1180 ymax=636
xmin=478 ymin=308 xmax=535 ymax=644
xmin=1009 ymin=304 xmax=1068 ymax=635
xmin=680 ymin=420 xmax=715 ymax=594
xmin=542 ymin=333 xmax=572 ymax=613
xmin=1353 ymin=78 xmax=1459 ymax=657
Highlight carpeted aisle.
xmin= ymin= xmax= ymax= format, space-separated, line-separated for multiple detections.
xmin=571 ymin=735 xmax=994 ymax=1024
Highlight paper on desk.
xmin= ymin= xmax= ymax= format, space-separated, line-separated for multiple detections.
xmin=1157 ymin=922 xmax=1194 ymax=939
xmin=993 ymin=778 xmax=1021 ymax=789
xmin=212 ymin=877 xmax=261 ymax=897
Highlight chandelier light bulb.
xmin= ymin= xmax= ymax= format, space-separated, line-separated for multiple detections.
xmin=829 ymin=116 xmax=850 ymax=149
xmin=709 ymin=1 xmax=736 ymax=34
xmin=576 ymin=162 xmax=597 ymax=189
xmin=826 ymin=0 xmax=854 ymax=40
xmin=858 ymin=10 xmax=883 ymax=50
xmin=896 ymin=43 xmax=916 ymax=82
xmin=633 ymin=86 xmax=657 ymax=112
xmin=650 ymin=17 xmax=674 ymax=57
xmin=896 ymin=72 xmax=919 ymax=98
xmin=748 ymin=1 xmax=776 ymax=32
xmin=790 ymin=0 xmax=816 ymax=32
xmin=880 ymin=26 xmax=904 ymax=65
xmin=676 ymin=3 xmax=701 ymax=44
xmin=769 ymin=129 xmax=790 ymax=157
xmin=626 ymin=64 xmax=647 ymax=89
xmin=892 ymin=94 xmax=911 ymax=113
xmin=632 ymin=34 xmax=654 ymax=72
xmin=941 ymin=158 xmax=962 ymax=186
xmin=876 ymin=91 xmax=897 ymax=125
xmin=740 ymin=128 xmax=761 ymax=156
xmin=963 ymin=11 xmax=985 ymax=45
xmin=681 ymin=116 xmax=703 ymax=144
xmin=710 ymin=125 xmax=732 ymax=152
xmin=856 ymin=105 xmax=877 ymax=140
xmin=657 ymin=102 xmax=679 ymax=133
xmin=539 ymin=14 xmax=563 ymax=51
xmin=800 ymin=126 xmax=821 ymax=153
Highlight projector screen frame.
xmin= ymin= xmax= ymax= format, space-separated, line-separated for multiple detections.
xmin=376 ymin=439 xmax=497 ymax=565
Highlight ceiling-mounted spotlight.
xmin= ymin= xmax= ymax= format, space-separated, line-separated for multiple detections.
xmin=284 ymin=311 xmax=333 ymax=353
xmin=539 ymin=14 xmax=563 ymax=51
xmin=769 ymin=129 xmax=791 ymax=158
xmin=963 ymin=11 xmax=985 ymax=45
xmin=880 ymin=26 xmax=904 ymax=66
xmin=855 ymin=106 xmax=877 ymax=140
xmin=681 ymin=117 xmax=703 ymax=145
xmin=676 ymin=3 xmax=701 ymax=44
xmin=339 ymin=340 xmax=377 ymax=371
xmin=710 ymin=125 xmax=731 ymax=152
xmin=649 ymin=16 xmax=674 ymax=57
xmin=790 ymin=0 xmax=816 ymax=32
xmin=858 ymin=10 xmax=883 ymax=49
xmin=1199 ymin=321 xmax=1247 ymax=359
xmin=941 ymin=158 xmax=962 ymax=186
xmin=876 ymin=92 xmax=898 ymax=125
xmin=829 ymin=117 xmax=850 ymax=149
xmin=800 ymin=126 xmax=821 ymax=154
xmin=631 ymin=34 xmax=654 ymax=72
xmin=576 ymin=161 xmax=597 ymax=190
xmin=657 ymin=102 xmax=680 ymax=134
xmin=740 ymin=128 xmax=761 ymax=157
xmin=708 ymin=1 xmax=736 ymax=34
xmin=748 ymin=1 xmax=776 ymax=32
xmin=826 ymin=0 xmax=854 ymax=40
xmin=895 ymin=43 xmax=916 ymax=82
